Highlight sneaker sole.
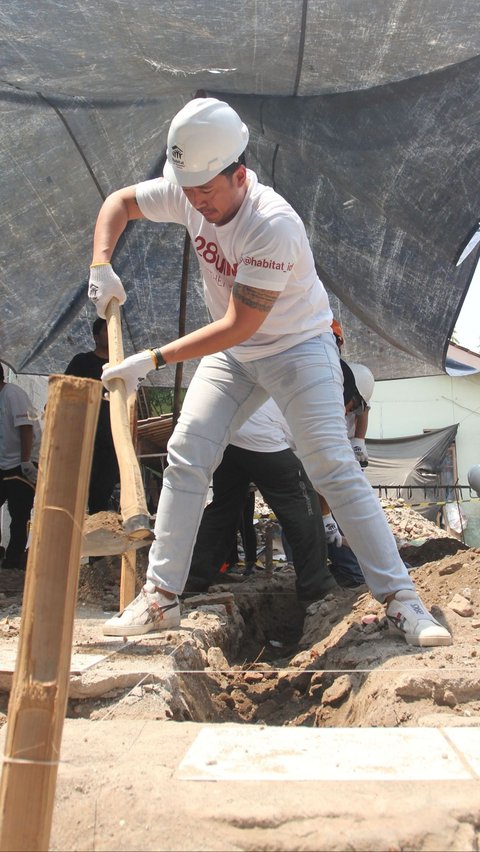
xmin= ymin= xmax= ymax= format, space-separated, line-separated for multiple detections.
xmin=388 ymin=620 xmax=453 ymax=647
xmin=103 ymin=615 xmax=181 ymax=636
xmin=405 ymin=631 xmax=453 ymax=647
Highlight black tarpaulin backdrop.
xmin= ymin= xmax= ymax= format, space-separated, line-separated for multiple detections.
xmin=1 ymin=1 xmax=480 ymax=386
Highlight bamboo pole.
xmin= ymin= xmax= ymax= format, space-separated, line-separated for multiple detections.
xmin=0 ymin=374 xmax=101 ymax=852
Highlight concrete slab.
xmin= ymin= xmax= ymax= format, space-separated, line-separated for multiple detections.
xmin=176 ymin=724 xmax=479 ymax=781
xmin=443 ymin=727 xmax=480 ymax=777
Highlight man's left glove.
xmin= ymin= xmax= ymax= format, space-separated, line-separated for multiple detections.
xmin=350 ymin=437 xmax=369 ymax=468
xmin=20 ymin=461 xmax=38 ymax=485
xmin=323 ymin=513 xmax=342 ymax=547
xmin=101 ymin=350 xmax=160 ymax=398
xmin=88 ymin=263 xmax=127 ymax=318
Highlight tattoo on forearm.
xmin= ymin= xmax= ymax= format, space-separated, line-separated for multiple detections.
xmin=233 ymin=282 xmax=279 ymax=312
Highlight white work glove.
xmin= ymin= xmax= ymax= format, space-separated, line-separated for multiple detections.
xmin=350 ymin=437 xmax=369 ymax=468
xmin=88 ymin=263 xmax=127 ymax=318
xmin=101 ymin=350 xmax=159 ymax=398
xmin=20 ymin=461 xmax=38 ymax=485
xmin=323 ymin=513 xmax=342 ymax=547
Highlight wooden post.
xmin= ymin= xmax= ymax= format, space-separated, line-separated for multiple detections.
xmin=0 ymin=375 xmax=101 ymax=852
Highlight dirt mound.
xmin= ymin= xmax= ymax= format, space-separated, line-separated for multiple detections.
xmin=56 ymin=531 xmax=480 ymax=730
xmin=1 ymin=503 xmax=479 ymax=851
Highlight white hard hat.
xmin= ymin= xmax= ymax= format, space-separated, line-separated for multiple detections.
xmin=467 ymin=464 xmax=480 ymax=496
xmin=348 ymin=363 xmax=375 ymax=402
xmin=163 ymin=98 xmax=249 ymax=187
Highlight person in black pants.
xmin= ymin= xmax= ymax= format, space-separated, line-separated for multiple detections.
xmin=185 ymin=399 xmax=334 ymax=606
xmin=226 ymin=485 xmax=258 ymax=573
xmin=65 ymin=318 xmax=119 ymax=514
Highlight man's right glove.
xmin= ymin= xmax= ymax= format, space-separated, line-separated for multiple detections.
xmin=101 ymin=350 xmax=161 ymax=398
xmin=88 ymin=263 xmax=127 ymax=318
xmin=20 ymin=461 xmax=38 ymax=485
xmin=323 ymin=513 xmax=342 ymax=547
xmin=350 ymin=437 xmax=369 ymax=468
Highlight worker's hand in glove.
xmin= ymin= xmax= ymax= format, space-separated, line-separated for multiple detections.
xmin=20 ymin=461 xmax=38 ymax=485
xmin=350 ymin=437 xmax=369 ymax=468
xmin=323 ymin=513 xmax=342 ymax=547
xmin=88 ymin=263 xmax=127 ymax=318
xmin=101 ymin=350 xmax=160 ymax=398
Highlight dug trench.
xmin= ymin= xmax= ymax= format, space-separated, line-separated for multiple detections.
xmin=0 ymin=502 xmax=479 ymax=731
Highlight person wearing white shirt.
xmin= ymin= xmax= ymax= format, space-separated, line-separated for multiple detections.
xmin=186 ymin=399 xmax=333 ymax=605
xmin=90 ymin=97 xmax=451 ymax=647
xmin=0 ymin=363 xmax=40 ymax=570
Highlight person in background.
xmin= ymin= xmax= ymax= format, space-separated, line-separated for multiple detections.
xmin=0 ymin=362 xmax=41 ymax=570
xmin=185 ymin=398 xmax=333 ymax=606
xmin=226 ymin=484 xmax=258 ymax=575
xmin=65 ymin=318 xmax=119 ymax=514
xmin=331 ymin=319 xmax=369 ymax=467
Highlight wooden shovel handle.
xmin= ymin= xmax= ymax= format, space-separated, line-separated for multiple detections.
xmin=104 ymin=298 xmax=151 ymax=538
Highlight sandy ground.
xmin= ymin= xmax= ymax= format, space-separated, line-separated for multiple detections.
xmin=0 ymin=500 xmax=479 ymax=850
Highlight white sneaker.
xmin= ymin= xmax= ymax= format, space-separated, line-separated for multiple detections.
xmin=386 ymin=590 xmax=452 ymax=647
xmin=103 ymin=585 xmax=181 ymax=636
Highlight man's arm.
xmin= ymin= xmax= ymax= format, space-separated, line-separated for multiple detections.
xmin=317 ymin=493 xmax=343 ymax=547
xmin=89 ymin=186 xmax=145 ymax=317
xmin=350 ymin=409 xmax=370 ymax=467
xmin=354 ymin=409 xmax=369 ymax=440
xmin=91 ymin=186 xmax=144 ymax=264
xmin=158 ymin=282 xmax=280 ymax=364
xmin=100 ymin=281 xmax=280 ymax=397
xmin=18 ymin=423 xmax=38 ymax=484
xmin=19 ymin=424 xmax=33 ymax=463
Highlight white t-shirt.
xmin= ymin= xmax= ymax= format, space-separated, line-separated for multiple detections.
xmin=0 ymin=383 xmax=41 ymax=469
xmin=136 ymin=170 xmax=332 ymax=361
xmin=230 ymin=398 xmax=293 ymax=453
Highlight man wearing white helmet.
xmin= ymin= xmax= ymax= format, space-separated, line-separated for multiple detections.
xmin=345 ymin=362 xmax=374 ymax=468
xmin=320 ymin=360 xmax=373 ymax=533
xmin=331 ymin=320 xmax=372 ymax=469
xmin=89 ymin=97 xmax=452 ymax=647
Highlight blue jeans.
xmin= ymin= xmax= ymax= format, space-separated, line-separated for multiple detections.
xmin=146 ymin=333 xmax=413 ymax=602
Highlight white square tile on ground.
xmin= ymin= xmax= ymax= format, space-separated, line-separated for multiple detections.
xmin=176 ymin=725 xmax=478 ymax=782
xmin=442 ymin=727 xmax=480 ymax=777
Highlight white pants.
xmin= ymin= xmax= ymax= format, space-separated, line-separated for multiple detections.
xmin=146 ymin=333 xmax=414 ymax=602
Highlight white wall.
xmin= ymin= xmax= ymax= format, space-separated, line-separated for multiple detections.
xmin=368 ymin=372 xmax=480 ymax=485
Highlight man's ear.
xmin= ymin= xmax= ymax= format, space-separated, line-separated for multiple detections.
xmin=235 ymin=165 xmax=248 ymax=187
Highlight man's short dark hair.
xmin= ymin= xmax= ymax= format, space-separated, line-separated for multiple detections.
xmin=0 ymin=362 xmax=4 ymax=382
xmin=221 ymin=151 xmax=247 ymax=177
xmin=92 ymin=317 xmax=106 ymax=338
